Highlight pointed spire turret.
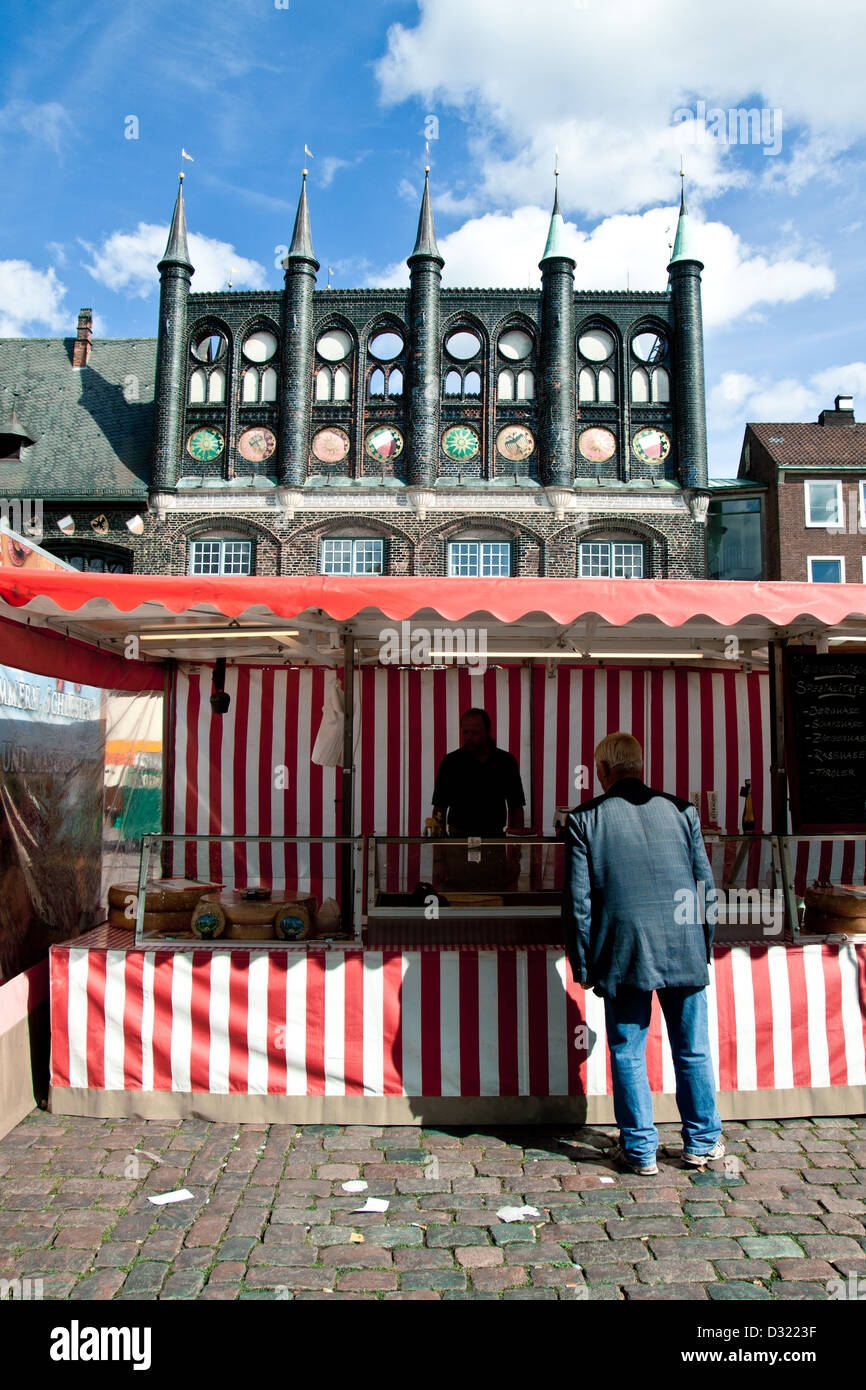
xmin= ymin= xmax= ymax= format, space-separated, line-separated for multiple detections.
xmin=668 ymin=177 xmax=702 ymax=268
xmin=286 ymin=171 xmax=319 ymax=268
xmin=540 ymin=171 xmax=573 ymax=265
xmin=158 ymin=175 xmax=194 ymax=274
xmin=408 ymin=170 xmax=443 ymax=267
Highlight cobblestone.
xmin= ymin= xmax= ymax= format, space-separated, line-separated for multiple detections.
xmin=0 ymin=1112 xmax=863 ymax=1300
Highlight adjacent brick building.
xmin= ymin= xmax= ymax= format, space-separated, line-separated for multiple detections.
xmin=1 ymin=175 xmax=716 ymax=579
xmin=736 ymin=395 xmax=865 ymax=582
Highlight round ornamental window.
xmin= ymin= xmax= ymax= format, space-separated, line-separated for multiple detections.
xmin=578 ymin=330 xmax=614 ymax=361
xmin=445 ymin=330 xmax=481 ymax=360
xmin=632 ymin=332 xmax=668 ymax=363
xmin=191 ymin=331 xmax=227 ymax=363
xmin=498 ymin=330 xmax=533 ymax=361
xmin=368 ymin=332 xmax=404 ymax=361
xmin=242 ymin=331 xmax=278 ymax=362
xmin=316 ymin=329 xmax=353 ymax=361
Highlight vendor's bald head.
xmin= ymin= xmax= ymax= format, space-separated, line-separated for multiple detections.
xmin=460 ymin=707 xmax=492 ymax=753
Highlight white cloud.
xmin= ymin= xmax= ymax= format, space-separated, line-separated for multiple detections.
xmin=707 ymin=363 xmax=866 ymax=472
xmin=0 ymin=261 xmax=70 ymax=336
xmin=710 ymin=364 xmax=866 ymax=426
xmin=0 ymin=100 xmax=73 ymax=154
xmin=376 ymin=0 xmax=866 ymax=215
xmin=370 ymin=202 xmax=834 ymax=329
xmin=80 ymin=224 xmax=268 ymax=297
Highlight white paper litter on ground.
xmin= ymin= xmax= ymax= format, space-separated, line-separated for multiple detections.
xmin=352 ymin=1197 xmax=390 ymax=1213
xmin=598 ymin=1176 xmax=615 ymax=1184
xmin=147 ymin=1189 xmax=194 ymax=1205
xmin=341 ymin=1180 xmax=368 ymax=1193
xmin=496 ymin=1205 xmax=540 ymax=1223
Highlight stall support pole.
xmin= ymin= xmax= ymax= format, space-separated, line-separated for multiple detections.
xmin=340 ymin=633 xmax=355 ymax=931
xmin=767 ymin=640 xmax=789 ymax=836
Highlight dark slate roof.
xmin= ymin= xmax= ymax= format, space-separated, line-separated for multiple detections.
xmin=0 ymin=337 xmax=155 ymax=498
xmin=748 ymin=421 xmax=866 ymax=468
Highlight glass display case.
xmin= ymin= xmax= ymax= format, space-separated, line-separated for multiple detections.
xmin=123 ymin=834 xmax=363 ymax=947
xmin=365 ymin=836 xmax=565 ymax=946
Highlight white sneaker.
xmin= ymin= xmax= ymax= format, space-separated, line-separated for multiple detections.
xmin=608 ymin=1142 xmax=659 ymax=1176
xmin=683 ymin=1138 xmax=725 ymax=1166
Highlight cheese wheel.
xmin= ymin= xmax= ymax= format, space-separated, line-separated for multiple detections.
xmin=111 ymin=907 xmax=194 ymax=933
xmin=273 ymin=904 xmax=311 ymax=941
xmin=226 ymin=920 xmax=274 ymax=940
xmin=191 ymin=900 xmax=226 ymax=940
xmin=804 ymin=884 xmax=866 ymax=918
xmin=221 ymin=900 xmax=278 ymax=926
xmin=108 ymin=880 xmax=218 ymax=912
xmin=803 ymin=908 xmax=866 ymax=935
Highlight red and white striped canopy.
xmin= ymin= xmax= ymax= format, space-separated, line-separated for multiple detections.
xmin=1 ymin=571 xmax=865 ymax=665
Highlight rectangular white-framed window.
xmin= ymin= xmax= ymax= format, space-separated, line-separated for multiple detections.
xmin=807 ymin=555 xmax=845 ymax=583
xmin=578 ymin=541 xmax=645 ymax=579
xmin=804 ymin=479 xmax=843 ymax=528
xmin=189 ymin=539 xmax=252 ymax=576
xmin=320 ymin=537 xmax=384 ymax=575
xmin=447 ymin=540 xmax=511 ymax=577
xmin=859 ymin=480 xmax=866 ymax=531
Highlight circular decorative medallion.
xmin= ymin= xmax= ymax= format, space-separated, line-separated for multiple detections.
xmin=496 ymin=424 xmax=535 ymax=462
xmin=186 ymin=428 xmax=224 ymax=462
xmin=365 ymin=425 xmax=404 ymax=462
xmin=442 ymin=425 xmax=480 ymax=461
xmin=632 ymin=427 xmax=671 ymax=464
xmin=578 ymin=427 xmax=617 ymax=463
xmin=312 ymin=427 xmax=350 ymax=464
xmin=238 ymin=426 xmax=277 ymax=464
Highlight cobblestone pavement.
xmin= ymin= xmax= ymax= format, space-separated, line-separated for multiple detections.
xmin=0 ymin=1112 xmax=864 ymax=1301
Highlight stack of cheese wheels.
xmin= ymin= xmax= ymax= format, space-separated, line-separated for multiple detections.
xmin=221 ymin=893 xmax=281 ymax=941
xmin=107 ymin=879 xmax=218 ymax=935
xmin=803 ymin=883 xmax=866 ymax=935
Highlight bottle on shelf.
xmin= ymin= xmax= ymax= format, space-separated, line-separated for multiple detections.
xmin=740 ymin=779 xmax=755 ymax=834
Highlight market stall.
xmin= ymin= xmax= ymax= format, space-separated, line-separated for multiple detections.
xmin=0 ymin=570 xmax=865 ymax=1123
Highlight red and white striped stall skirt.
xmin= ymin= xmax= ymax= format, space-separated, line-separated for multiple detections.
xmin=48 ymin=931 xmax=866 ymax=1123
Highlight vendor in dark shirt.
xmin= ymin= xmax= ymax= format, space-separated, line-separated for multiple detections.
xmin=431 ymin=708 xmax=526 ymax=836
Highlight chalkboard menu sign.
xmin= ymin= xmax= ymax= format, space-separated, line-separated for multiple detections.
xmin=783 ymin=648 xmax=866 ymax=832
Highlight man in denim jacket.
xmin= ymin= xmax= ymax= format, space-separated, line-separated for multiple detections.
xmin=562 ymin=732 xmax=724 ymax=1176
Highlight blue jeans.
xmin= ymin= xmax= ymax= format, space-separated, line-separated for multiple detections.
xmin=603 ymin=985 xmax=722 ymax=1163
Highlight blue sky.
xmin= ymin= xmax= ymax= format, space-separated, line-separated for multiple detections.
xmin=1 ymin=0 xmax=865 ymax=475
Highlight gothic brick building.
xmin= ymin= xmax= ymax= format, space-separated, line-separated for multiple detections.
xmin=1 ymin=175 xmax=714 ymax=580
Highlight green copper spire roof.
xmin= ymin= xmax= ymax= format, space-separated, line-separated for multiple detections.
xmin=539 ymin=178 xmax=574 ymax=264
xmin=286 ymin=172 xmax=319 ymax=267
xmin=669 ymin=180 xmax=703 ymax=267
xmin=408 ymin=170 xmax=444 ymax=265
xmin=158 ymin=175 xmax=194 ymax=273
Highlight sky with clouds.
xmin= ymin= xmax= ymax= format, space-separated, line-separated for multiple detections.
xmin=1 ymin=0 xmax=865 ymax=474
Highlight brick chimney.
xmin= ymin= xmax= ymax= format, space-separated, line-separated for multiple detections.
xmin=818 ymin=393 xmax=855 ymax=426
xmin=72 ymin=307 xmax=92 ymax=368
